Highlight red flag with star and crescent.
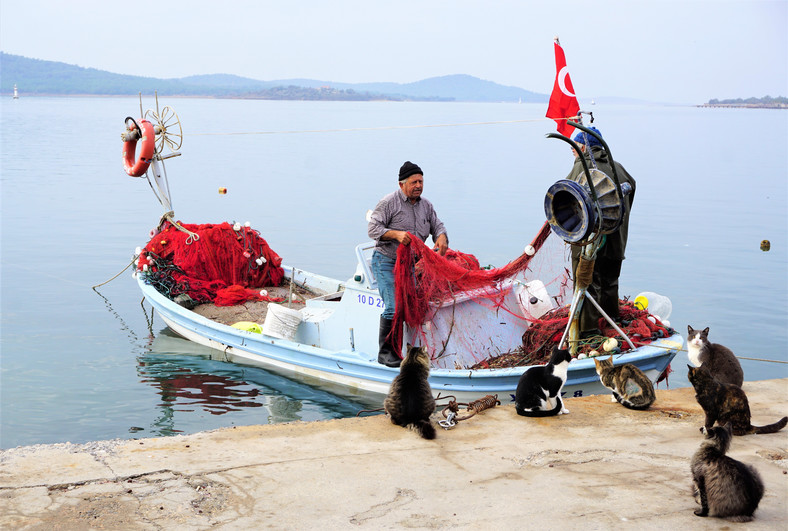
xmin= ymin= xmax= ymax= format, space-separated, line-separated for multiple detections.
xmin=546 ymin=40 xmax=580 ymax=137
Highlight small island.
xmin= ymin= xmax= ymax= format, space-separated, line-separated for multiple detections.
xmin=700 ymin=96 xmax=787 ymax=109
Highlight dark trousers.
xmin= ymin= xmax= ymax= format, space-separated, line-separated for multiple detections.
xmin=571 ymin=253 xmax=622 ymax=332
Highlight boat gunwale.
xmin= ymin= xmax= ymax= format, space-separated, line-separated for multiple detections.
xmin=137 ymin=273 xmax=683 ymax=380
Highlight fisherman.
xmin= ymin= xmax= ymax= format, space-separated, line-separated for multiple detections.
xmin=567 ymin=127 xmax=636 ymax=337
xmin=367 ymin=161 xmax=449 ymax=367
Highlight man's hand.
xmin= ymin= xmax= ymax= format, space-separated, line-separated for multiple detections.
xmin=395 ymin=230 xmax=411 ymax=246
xmin=433 ymin=233 xmax=448 ymax=256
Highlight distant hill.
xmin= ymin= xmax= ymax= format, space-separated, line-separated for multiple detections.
xmin=0 ymin=53 xmax=547 ymax=103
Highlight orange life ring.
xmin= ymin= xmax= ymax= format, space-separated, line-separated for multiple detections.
xmin=123 ymin=118 xmax=155 ymax=177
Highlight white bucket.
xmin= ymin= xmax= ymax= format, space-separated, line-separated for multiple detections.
xmin=263 ymin=304 xmax=303 ymax=340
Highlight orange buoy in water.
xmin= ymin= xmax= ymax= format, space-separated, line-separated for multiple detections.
xmin=219 ymin=187 xmax=227 ymax=194
xmin=760 ymin=240 xmax=770 ymax=251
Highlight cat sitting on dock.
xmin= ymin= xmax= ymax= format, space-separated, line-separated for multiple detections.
xmin=690 ymin=423 xmax=764 ymax=522
xmin=687 ymin=325 xmax=744 ymax=387
xmin=515 ymin=346 xmax=571 ymax=417
xmin=383 ymin=345 xmax=436 ymax=439
xmin=594 ymin=356 xmax=656 ymax=410
xmin=687 ymin=365 xmax=787 ymax=435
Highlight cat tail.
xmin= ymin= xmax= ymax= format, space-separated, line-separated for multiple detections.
xmin=413 ymin=420 xmax=436 ymax=440
xmin=515 ymin=399 xmax=562 ymax=417
xmin=618 ymin=398 xmax=652 ymax=411
xmin=750 ymin=416 xmax=788 ymax=434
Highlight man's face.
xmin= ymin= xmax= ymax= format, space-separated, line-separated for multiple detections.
xmin=399 ymin=174 xmax=424 ymax=200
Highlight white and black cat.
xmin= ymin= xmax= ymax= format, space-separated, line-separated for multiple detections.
xmin=383 ymin=345 xmax=436 ymax=439
xmin=687 ymin=325 xmax=744 ymax=387
xmin=515 ymin=346 xmax=571 ymax=417
xmin=691 ymin=423 xmax=764 ymax=522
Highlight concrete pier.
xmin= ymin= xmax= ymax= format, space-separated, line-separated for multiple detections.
xmin=1 ymin=379 xmax=786 ymax=529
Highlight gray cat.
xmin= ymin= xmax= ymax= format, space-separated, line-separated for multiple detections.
xmin=687 ymin=325 xmax=743 ymax=387
xmin=690 ymin=423 xmax=764 ymax=522
xmin=383 ymin=345 xmax=436 ymax=439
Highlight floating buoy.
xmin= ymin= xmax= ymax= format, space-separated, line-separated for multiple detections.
xmin=524 ymin=245 xmax=536 ymax=256
xmin=602 ymin=338 xmax=618 ymax=352
xmin=760 ymin=240 xmax=770 ymax=251
xmin=233 ymin=222 xmax=241 ymax=231
xmin=218 ymin=187 xmax=227 ymax=194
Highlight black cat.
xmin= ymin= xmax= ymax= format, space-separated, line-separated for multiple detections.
xmin=515 ymin=347 xmax=572 ymax=417
xmin=687 ymin=365 xmax=787 ymax=435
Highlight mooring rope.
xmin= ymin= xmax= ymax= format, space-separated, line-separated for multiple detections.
xmin=188 ymin=117 xmax=553 ymax=137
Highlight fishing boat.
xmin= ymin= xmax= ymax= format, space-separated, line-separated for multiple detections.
xmin=123 ymin=100 xmax=683 ymax=404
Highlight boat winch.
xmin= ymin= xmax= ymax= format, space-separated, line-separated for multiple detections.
xmin=544 ymin=168 xmax=632 ymax=243
xmin=543 ymin=123 xmax=632 ymax=244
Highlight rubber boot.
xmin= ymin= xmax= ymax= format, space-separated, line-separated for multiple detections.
xmin=377 ymin=316 xmax=402 ymax=368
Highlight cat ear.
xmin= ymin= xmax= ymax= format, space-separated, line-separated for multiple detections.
xmin=702 ymin=327 xmax=709 ymax=335
xmin=687 ymin=325 xmax=694 ymax=333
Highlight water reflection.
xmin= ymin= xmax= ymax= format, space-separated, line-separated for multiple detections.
xmin=138 ymin=328 xmax=381 ymax=436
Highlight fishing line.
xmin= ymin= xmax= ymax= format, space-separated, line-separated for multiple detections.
xmin=674 ymin=347 xmax=787 ymax=365
xmin=188 ymin=117 xmax=554 ymax=136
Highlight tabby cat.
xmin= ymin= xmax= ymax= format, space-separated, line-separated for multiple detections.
xmin=687 ymin=325 xmax=744 ymax=386
xmin=515 ymin=346 xmax=571 ymax=417
xmin=594 ymin=356 xmax=656 ymax=410
xmin=687 ymin=365 xmax=787 ymax=435
xmin=690 ymin=423 xmax=764 ymax=522
xmin=383 ymin=345 xmax=436 ymax=439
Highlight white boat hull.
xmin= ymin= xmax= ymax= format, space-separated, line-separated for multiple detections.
xmin=138 ymin=263 xmax=683 ymax=404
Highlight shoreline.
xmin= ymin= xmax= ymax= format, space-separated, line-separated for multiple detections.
xmin=2 ymin=379 xmax=786 ymax=529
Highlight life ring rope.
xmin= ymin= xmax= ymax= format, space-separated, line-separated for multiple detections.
xmin=123 ymin=118 xmax=155 ymax=177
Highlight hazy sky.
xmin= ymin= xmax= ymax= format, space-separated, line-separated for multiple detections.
xmin=1 ymin=0 xmax=785 ymax=104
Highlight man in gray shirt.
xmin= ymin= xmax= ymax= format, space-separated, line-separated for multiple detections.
xmin=367 ymin=161 xmax=448 ymax=367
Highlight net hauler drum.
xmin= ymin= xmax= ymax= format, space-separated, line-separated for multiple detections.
xmin=544 ymin=168 xmax=632 ymax=244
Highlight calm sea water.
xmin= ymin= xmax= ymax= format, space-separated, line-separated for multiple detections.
xmin=1 ymin=97 xmax=786 ymax=448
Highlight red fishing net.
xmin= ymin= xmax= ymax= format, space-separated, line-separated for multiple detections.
xmin=391 ymin=222 xmax=575 ymax=367
xmin=137 ymin=221 xmax=285 ymax=306
xmin=390 ymin=221 xmax=673 ymax=368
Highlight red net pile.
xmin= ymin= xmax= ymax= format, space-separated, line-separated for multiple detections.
xmin=137 ymin=221 xmax=285 ymax=306
xmin=508 ymin=301 xmax=674 ymax=366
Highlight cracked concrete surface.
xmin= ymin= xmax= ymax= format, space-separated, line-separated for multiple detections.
xmin=1 ymin=380 xmax=786 ymax=529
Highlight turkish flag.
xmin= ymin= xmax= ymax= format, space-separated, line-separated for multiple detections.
xmin=546 ymin=41 xmax=580 ymax=137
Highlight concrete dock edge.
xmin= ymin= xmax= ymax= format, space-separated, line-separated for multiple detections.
xmin=1 ymin=379 xmax=786 ymax=529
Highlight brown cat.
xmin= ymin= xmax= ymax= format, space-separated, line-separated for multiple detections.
xmin=687 ymin=365 xmax=787 ymax=435
xmin=384 ymin=345 xmax=436 ymax=439
xmin=687 ymin=325 xmax=744 ymax=386
xmin=691 ymin=423 xmax=764 ymax=522
xmin=594 ymin=356 xmax=656 ymax=410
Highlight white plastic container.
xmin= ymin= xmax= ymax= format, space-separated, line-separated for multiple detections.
xmin=634 ymin=291 xmax=672 ymax=322
xmin=263 ymin=304 xmax=303 ymax=340
xmin=514 ymin=279 xmax=554 ymax=320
